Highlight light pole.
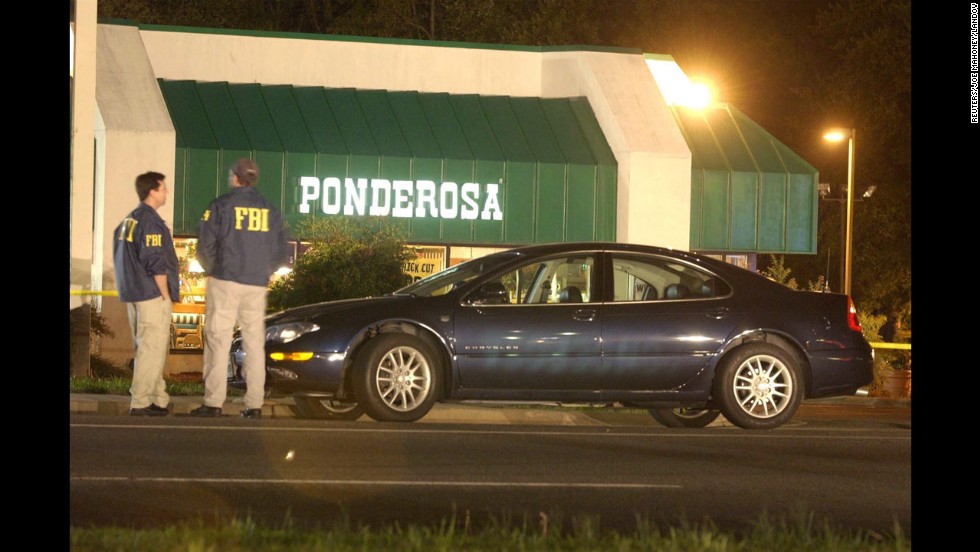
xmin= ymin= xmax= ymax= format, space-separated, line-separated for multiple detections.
xmin=818 ymin=182 xmax=875 ymax=293
xmin=817 ymin=182 xmax=846 ymax=292
xmin=823 ymin=128 xmax=856 ymax=296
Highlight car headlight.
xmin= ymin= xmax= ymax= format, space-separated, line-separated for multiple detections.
xmin=266 ymin=322 xmax=320 ymax=344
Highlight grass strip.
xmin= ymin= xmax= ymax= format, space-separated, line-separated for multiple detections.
xmin=70 ymin=511 xmax=908 ymax=551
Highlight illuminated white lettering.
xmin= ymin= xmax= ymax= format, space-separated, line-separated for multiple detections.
xmin=415 ymin=180 xmax=438 ymax=217
xmin=461 ymin=182 xmax=479 ymax=220
xmin=296 ymin=177 xmax=505 ymax=221
xmin=440 ymin=182 xmax=459 ymax=219
xmin=344 ymin=178 xmax=367 ymax=216
xmin=369 ymin=179 xmax=391 ymax=216
xmin=299 ymin=176 xmax=320 ymax=214
xmin=392 ymin=180 xmax=413 ymax=218
xmin=481 ymin=183 xmax=503 ymax=221
xmin=322 ymin=177 xmax=341 ymax=215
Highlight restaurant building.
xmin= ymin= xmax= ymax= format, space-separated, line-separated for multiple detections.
xmin=70 ymin=17 xmax=819 ymax=372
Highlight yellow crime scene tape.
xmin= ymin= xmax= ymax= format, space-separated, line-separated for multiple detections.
xmin=69 ymin=289 xmax=199 ymax=298
xmin=869 ymin=342 xmax=911 ymax=351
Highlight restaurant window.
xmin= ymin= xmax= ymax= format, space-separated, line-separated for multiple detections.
xmin=702 ymin=253 xmax=755 ymax=272
xmin=171 ymin=237 xmax=206 ymax=352
xmin=403 ymin=245 xmax=448 ymax=283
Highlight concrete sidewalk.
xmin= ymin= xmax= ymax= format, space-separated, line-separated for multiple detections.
xmin=69 ymin=393 xmax=618 ymax=425
xmin=69 ymin=392 xmax=911 ymax=426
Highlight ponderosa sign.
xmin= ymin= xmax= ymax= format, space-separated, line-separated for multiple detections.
xmin=298 ymin=177 xmax=504 ymax=221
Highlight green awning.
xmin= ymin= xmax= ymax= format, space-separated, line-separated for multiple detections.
xmin=672 ymin=104 xmax=819 ymax=254
xmin=160 ymin=80 xmax=617 ymax=245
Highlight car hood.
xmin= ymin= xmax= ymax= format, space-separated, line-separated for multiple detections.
xmin=266 ymin=295 xmax=414 ymax=325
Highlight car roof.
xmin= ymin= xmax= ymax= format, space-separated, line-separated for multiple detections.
xmin=499 ymin=242 xmax=717 ymax=264
xmin=492 ymin=242 xmax=767 ymax=284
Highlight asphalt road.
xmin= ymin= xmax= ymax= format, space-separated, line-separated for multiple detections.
xmin=69 ymin=403 xmax=911 ymax=537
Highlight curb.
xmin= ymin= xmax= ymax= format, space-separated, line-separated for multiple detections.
xmin=70 ymin=394 xmax=298 ymax=419
xmin=68 ymin=394 xmax=608 ymax=424
xmin=803 ymin=395 xmax=911 ymax=408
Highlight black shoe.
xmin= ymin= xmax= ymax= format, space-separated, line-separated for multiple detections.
xmin=240 ymin=408 xmax=262 ymax=419
xmin=189 ymin=405 xmax=223 ymax=417
xmin=131 ymin=405 xmax=167 ymax=417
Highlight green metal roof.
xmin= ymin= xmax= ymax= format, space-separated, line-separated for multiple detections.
xmin=672 ymin=104 xmax=819 ymax=254
xmin=161 ymin=80 xmax=617 ymax=244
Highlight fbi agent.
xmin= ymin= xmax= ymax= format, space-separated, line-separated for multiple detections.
xmin=191 ymin=158 xmax=290 ymax=419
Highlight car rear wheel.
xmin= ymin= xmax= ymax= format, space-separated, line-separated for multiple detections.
xmin=714 ymin=343 xmax=803 ymax=429
xmin=353 ymin=333 xmax=439 ymax=422
xmin=648 ymin=407 xmax=721 ymax=428
xmin=292 ymin=396 xmax=365 ymax=421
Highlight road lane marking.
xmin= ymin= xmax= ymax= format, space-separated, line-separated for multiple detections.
xmin=69 ymin=476 xmax=680 ymax=489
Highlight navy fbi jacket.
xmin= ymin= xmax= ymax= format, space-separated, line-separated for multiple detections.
xmin=113 ymin=203 xmax=180 ymax=303
xmin=197 ymin=186 xmax=290 ymax=287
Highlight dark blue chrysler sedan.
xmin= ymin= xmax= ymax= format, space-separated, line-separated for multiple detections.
xmin=229 ymin=242 xmax=873 ymax=429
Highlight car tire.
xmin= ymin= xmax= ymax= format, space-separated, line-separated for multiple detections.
xmin=292 ymin=396 xmax=365 ymax=421
xmin=649 ymin=407 xmax=721 ymax=428
xmin=353 ymin=333 xmax=439 ymax=422
xmin=714 ymin=343 xmax=803 ymax=429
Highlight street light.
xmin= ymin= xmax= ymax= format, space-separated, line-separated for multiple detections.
xmin=818 ymin=182 xmax=875 ymax=293
xmin=823 ymin=128 xmax=856 ymax=296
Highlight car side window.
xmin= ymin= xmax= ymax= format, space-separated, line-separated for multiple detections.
xmin=611 ymin=254 xmax=730 ymax=302
xmin=470 ymin=255 xmax=595 ymax=305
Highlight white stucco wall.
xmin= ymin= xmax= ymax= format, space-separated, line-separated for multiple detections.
xmin=540 ymin=51 xmax=691 ymax=248
xmin=94 ymin=24 xmax=177 ymax=364
xmin=96 ymin=23 xmax=177 ymax=276
xmin=139 ymin=30 xmax=544 ymax=96
xmin=70 ymin=2 xmax=98 ymax=294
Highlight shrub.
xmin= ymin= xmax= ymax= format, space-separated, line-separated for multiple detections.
xmin=856 ymin=311 xmax=886 ymax=343
xmin=759 ymin=255 xmax=798 ymax=289
xmin=70 ymin=305 xmax=119 ymax=377
xmin=268 ymin=217 xmax=414 ymax=312
xmin=89 ymin=353 xmax=129 ymax=379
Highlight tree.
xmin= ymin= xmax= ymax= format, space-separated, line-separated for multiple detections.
xmin=322 ymin=0 xmax=613 ymax=45
xmin=781 ymin=0 xmax=911 ymax=329
xmin=758 ymin=254 xmax=826 ymax=292
xmin=267 ymin=217 xmax=414 ymax=312
xmin=759 ymin=255 xmax=798 ymax=290
xmin=96 ymin=0 xmax=615 ymax=46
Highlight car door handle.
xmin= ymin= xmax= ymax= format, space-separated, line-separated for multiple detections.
xmin=705 ymin=307 xmax=730 ymax=320
xmin=573 ymin=309 xmax=597 ymax=322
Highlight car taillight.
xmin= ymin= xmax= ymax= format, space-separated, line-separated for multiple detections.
xmin=847 ymin=296 xmax=862 ymax=332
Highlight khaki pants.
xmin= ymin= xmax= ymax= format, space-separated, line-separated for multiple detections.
xmin=127 ymin=297 xmax=173 ymax=409
xmin=202 ymin=277 xmax=268 ymax=410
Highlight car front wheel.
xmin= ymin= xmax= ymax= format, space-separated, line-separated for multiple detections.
xmin=648 ymin=407 xmax=721 ymax=428
xmin=714 ymin=343 xmax=803 ymax=429
xmin=353 ymin=333 xmax=439 ymax=422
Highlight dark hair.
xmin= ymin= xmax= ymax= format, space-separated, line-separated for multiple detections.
xmin=231 ymin=158 xmax=259 ymax=186
xmin=135 ymin=171 xmax=166 ymax=201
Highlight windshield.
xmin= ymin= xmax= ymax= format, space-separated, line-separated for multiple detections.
xmin=395 ymin=251 xmax=522 ymax=297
